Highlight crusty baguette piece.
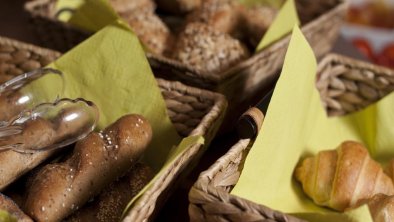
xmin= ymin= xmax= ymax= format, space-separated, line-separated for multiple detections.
xmin=24 ymin=114 xmax=152 ymax=222
xmin=0 ymin=118 xmax=57 ymax=190
xmin=0 ymin=91 xmax=26 ymax=123
xmin=66 ymin=162 xmax=153 ymax=222
xmin=0 ymin=104 xmax=96 ymax=190
xmin=0 ymin=193 xmax=32 ymax=222
xmin=295 ymin=141 xmax=394 ymax=211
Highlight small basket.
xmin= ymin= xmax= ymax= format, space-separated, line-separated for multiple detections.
xmin=24 ymin=0 xmax=347 ymax=129
xmin=0 ymin=36 xmax=60 ymax=82
xmin=188 ymin=53 xmax=394 ymax=221
xmin=0 ymin=36 xmax=228 ymax=222
xmin=123 ymin=78 xmax=227 ymax=222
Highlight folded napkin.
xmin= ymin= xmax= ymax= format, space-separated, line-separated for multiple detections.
xmin=232 ymin=26 xmax=394 ymax=221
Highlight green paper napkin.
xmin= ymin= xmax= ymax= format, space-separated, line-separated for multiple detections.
xmin=0 ymin=210 xmax=16 ymax=222
xmin=230 ymin=26 xmax=394 ymax=221
xmin=256 ymin=0 xmax=300 ymax=51
xmin=56 ymin=0 xmax=119 ymax=32
xmin=26 ymin=20 xmax=181 ymax=171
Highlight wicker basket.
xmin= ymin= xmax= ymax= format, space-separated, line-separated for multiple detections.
xmin=0 ymin=36 xmax=60 ymax=82
xmin=188 ymin=53 xmax=394 ymax=222
xmin=24 ymin=0 xmax=347 ymax=130
xmin=0 ymin=36 xmax=228 ymax=222
xmin=122 ymin=78 xmax=227 ymax=222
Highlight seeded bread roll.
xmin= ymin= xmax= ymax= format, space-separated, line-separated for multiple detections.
xmin=241 ymin=6 xmax=277 ymax=47
xmin=0 ymin=193 xmax=32 ymax=222
xmin=0 ymin=118 xmax=57 ymax=191
xmin=186 ymin=0 xmax=242 ymax=36
xmin=122 ymin=9 xmax=172 ymax=55
xmin=66 ymin=162 xmax=153 ymax=222
xmin=110 ymin=0 xmax=156 ymax=13
xmin=24 ymin=114 xmax=152 ymax=222
xmin=172 ymin=22 xmax=249 ymax=74
xmin=155 ymin=0 xmax=201 ymax=14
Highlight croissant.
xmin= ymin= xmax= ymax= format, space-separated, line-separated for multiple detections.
xmin=295 ymin=141 xmax=394 ymax=211
xmin=365 ymin=194 xmax=394 ymax=222
xmin=384 ymin=159 xmax=394 ymax=182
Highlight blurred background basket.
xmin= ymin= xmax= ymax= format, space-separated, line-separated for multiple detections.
xmin=188 ymin=53 xmax=394 ymax=221
xmin=0 ymin=36 xmax=228 ymax=222
xmin=0 ymin=35 xmax=60 ymax=81
xmin=24 ymin=0 xmax=347 ymax=131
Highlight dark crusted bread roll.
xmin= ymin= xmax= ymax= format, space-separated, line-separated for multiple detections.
xmin=172 ymin=22 xmax=249 ymax=74
xmin=66 ymin=162 xmax=153 ymax=222
xmin=0 ymin=193 xmax=32 ymax=222
xmin=24 ymin=114 xmax=152 ymax=222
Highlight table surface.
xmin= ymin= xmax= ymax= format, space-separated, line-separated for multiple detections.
xmin=0 ymin=1 xmax=370 ymax=221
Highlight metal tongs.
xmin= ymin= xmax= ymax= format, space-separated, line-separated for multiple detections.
xmin=0 ymin=68 xmax=99 ymax=153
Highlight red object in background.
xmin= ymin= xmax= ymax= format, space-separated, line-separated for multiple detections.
xmin=351 ymin=39 xmax=394 ymax=68
xmin=352 ymin=38 xmax=375 ymax=60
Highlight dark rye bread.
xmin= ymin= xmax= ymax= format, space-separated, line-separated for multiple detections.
xmin=66 ymin=162 xmax=153 ymax=222
xmin=24 ymin=114 xmax=152 ymax=222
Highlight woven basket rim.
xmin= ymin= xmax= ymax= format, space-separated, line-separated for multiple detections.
xmin=123 ymin=78 xmax=227 ymax=221
xmin=189 ymin=139 xmax=306 ymax=222
xmin=24 ymin=0 xmax=347 ymax=84
xmin=318 ymin=53 xmax=394 ymax=77
xmin=0 ymin=35 xmax=61 ymax=58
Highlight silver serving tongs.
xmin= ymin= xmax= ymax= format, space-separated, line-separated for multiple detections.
xmin=0 ymin=98 xmax=99 ymax=153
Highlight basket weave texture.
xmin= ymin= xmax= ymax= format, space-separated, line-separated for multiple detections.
xmin=24 ymin=0 xmax=347 ymax=127
xmin=0 ymin=36 xmax=60 ymax=82
xmin=188 ymin=53 xmax=394 ymax=222
xmin=0 ymin=36 xmax=228 ymax=222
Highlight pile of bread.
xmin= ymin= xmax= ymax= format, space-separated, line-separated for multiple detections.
xmin=0 ymin=113 xmax=154 ymax=222
xmin=295 ymin=141 xmax=394 ymax=222
xmin=109 ymin=0 xmax=278 ymax=74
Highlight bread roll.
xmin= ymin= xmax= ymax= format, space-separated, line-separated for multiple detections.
xmin=0 ymin=193 xmax=32 ymax=222
xmin=0 ymin=118 xmax=58 ymax=190
xmin=172 ymin=22 xmax=249 ymax=74
xmin=241 ymin=6 xmax=277 ymax=47
xmin=121 ymin=9 xmax=172 ymax=55
xmin=295 ymin=141 xmax=394 ymax=211
xmin=66 ymin=162 xmax=153 ymax=222
xmin=24 ymin=114 xmax=152 ymax=222
xmin=186 ymin=0 xmax=242 ymax=35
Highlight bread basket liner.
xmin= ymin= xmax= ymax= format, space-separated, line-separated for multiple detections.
xmin=24 ymin=0 xmax=347 ymax=126
xmin=0 ymin=23 xmax=227 ymax=221
xmin=189 ymin=26 xmax=394 ymax=222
